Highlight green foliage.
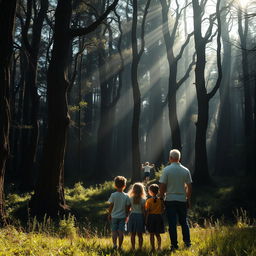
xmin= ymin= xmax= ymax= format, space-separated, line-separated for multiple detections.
xmin=68 ymin=101 xmax=87 ymax=112
xmin=0 ymin=224 xmax=255 ymax=255
xmin=2 ymin=180 xmax=256 ymax=255
xmin=59 ymin=215 xmax=77 ymax=239
xmin=153 ymin=165 xmax=164 ymax=181
xmin=189 ymin=177 xmax=256 ymax=224
xmin=27 ymin=215 xmax=55 ymax=234
xmin=199 ymin=226 xmax=256 ymax=256
xmin=65 ymin=181 xmax=114 ymax=235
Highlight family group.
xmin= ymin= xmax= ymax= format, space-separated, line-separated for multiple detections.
xmin=107 ymin=149 xmax=193 ymax=253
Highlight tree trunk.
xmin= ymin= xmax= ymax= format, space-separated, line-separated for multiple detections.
xmin=192 ymin=0 xmax=222 ymax=184
xmin=146 ymin=0 xmax=165 ymax=167
xmin=160 ymin=0 xmax=181 ymax=150
xmin=131 ymin=0 xmax=141 ymax=182
xmin=238 ymin=7 xmax=254 ymax=175
xmin=0 ymin=0 xmax=17 ymax=223
xmin=30 ymin=0 xmax=119 ymax=216
xmin=30 ymin=0 xmax=72 ymax=217
xmin=215 ymin=0 xmax=232 ymax=175
xmin=20 ymin=0 xmax=49 ymax=191
xmin=96 ymin=36 xmax=114 ymax=180
xmin=192 ymin=7 xmax=211 ymax=184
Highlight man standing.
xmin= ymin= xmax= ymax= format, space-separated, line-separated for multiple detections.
xmin=159 ymin=149 xmax=192 ymax=251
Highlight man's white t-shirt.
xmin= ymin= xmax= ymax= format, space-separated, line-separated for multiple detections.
xmin=108 ymin=191 xmax=130 ymax=218
xmin=159 ymin=162 xmax=192 ymax=202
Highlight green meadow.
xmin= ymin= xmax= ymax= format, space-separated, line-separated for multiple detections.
xmin=2 ymin=179 xmax=256 ymax=256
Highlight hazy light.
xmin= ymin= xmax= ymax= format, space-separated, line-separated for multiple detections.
xmin=237 ymin=0 xmax=252 ymax=9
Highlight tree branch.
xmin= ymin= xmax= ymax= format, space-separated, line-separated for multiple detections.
xmin=138 ymin=0 xmax=151 ymax=59
xmin=177 ymin=52 xmax=196 ymax=88
xmin=69 ymin=0 xmax=119 ymax=38
xmin=21 ymin=0 xmax=33 ymax=54
xmin=207 ymin=0 xmax=222 ymax=100
xmin=175 ymin=32 xmax=194 ymax=61
xmin=170 ymin=7 xmax=181 ymax=45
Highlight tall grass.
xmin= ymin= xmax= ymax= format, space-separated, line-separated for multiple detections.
xmin=0 ymin=223 xmax=255 ymax=255
xmin=2 ymin=181 xmax=255 ymax=255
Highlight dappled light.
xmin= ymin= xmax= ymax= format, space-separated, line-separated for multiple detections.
xmin=0 ymin=0 xmax=255 ymax=255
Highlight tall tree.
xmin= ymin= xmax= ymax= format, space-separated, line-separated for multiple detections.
xmin=131 ymin=0 xmax=151 ymax=182
xmin=159 ymin=0 xmax=194 ymax=150
xmin=95 ymin=18 xmax=124 ymax=180
xmin=237 ymin=5 xmax=254 ymax=174
xmin=30 ymin=0 xmax=119 ymax=217
xmin=144 ymin=0 xmax=165 ymax=168
xmin=215 ymin=0 xmax=232 ymax=175
xmin=192 ymin=0 xmax=222 ymax=184
xmin=18 ymin=0 xmax=49 ymax=190
xmin=0 ymin=0 xmax=17 ymax=223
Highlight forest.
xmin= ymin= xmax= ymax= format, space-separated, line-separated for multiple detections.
xmin=0 ymin=0 xmax=256 ymax=255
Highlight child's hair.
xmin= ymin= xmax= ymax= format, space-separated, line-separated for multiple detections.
xmin=148 ymin=184 xmax=159 ymax=202
xmin=114 ymin=176 xmax=127 ymax=188
xmin=128 ymin=182 xmax=146 ymax=204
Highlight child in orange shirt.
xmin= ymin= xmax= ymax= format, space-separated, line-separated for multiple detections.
xmin=145 ymin=184 xmax=165 ymax=252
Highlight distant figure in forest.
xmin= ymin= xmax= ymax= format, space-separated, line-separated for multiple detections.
xmin=159 ymin=149 xmax=192 ymax=252
xmin=145 ymin=184 xmax=165 ymax=252
xmin=127 ymin=182 xmax=146 ymax=250
xmin=141 ymin=162 xmax=155 ymax=182
xmin=107 ymin=176 xmax=130 ymax=250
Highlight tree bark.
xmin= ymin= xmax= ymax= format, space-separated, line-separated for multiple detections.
xmin=19 ymin=0 xmax=49 ymax=191
xmin=30 ymin=0 xmax=72 ymax=217
xmin=192 ymin=0 xmax=222 ymax=184
xmin=0 ymin=0 xmax=17 ymax=223
xmin=160 ymin=0 xmax=195 ymax=151
xmin=30 ymin=0 xmax=119 ymax=217
xmin=95 ymin=25 xmax=120 ymax=180
xmin=215 ymin=0 xmax=232 ymax=175
xmin=160 ymin=0 xmax=181 ymax=150
xmin=130 ymin=0 xmax=151 ymax=182
xmin=131 ymin=0 xmax=149 ymax=181
xmin=237 ymin=7 xmax=254 ymax=175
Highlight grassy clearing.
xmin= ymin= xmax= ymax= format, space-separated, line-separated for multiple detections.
xmin=0 ymin=224 xmax=255 ymax=256
xmin=2 ymin=179 xmax=256 ymax=255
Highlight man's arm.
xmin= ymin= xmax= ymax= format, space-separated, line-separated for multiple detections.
xmin=159 ymin=183 xmax=167 ymax=199
xmin=185 ymin=183 xmax=192 ymax=208
xmin=185 ymin=183 xmax=192 ymax=200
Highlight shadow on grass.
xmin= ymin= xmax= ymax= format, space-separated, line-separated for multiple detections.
xmin=98 ymin=248 xmax=173 ymax=256
xmin=199 ymin=226 xmax=256 ymax=256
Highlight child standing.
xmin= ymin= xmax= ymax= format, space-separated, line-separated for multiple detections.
xmin=145 ymin=184 xmax=165 ymax=252
xmin=108 ymin=176 xmax=130 ymax=250
xmin=141 ymin=162 xmax=155 ymax=182
xmin=127 ymin=182 xmax=147 ymax=250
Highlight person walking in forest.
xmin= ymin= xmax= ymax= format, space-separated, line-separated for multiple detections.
xmin=107 ymin=176 xmax=130 ymax=250
xmin=145 ymin=184 xmax=165 ymax=253
xmin=127 ymin=182 xmax=147 ymax=250
xmin=141 ymin=162 xmax=155 ymax=182
xmin=159 ymin=149 xmax=192 ymax=251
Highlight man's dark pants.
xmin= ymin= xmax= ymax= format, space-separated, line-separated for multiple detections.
xmin=165 ymin=201 xmax=191 ymax=248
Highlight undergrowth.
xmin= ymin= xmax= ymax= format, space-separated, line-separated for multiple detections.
xmin=2 ymin=178 xmax=256 ymax=255
xmin=0 ymin=222 xmax=255 ymax=256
